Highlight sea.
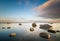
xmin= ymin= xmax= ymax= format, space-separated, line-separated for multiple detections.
xmin=0 ymin=23 xmax=60 ymax=41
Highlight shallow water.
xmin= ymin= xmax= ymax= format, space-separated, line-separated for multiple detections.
xmin=0 ymin=23 xmax=60 ymax=41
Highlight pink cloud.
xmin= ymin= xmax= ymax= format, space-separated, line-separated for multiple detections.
xmin=35 ymin=0 xmax=60 ymax=18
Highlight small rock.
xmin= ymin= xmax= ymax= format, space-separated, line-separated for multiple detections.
xmin=7 ymin=27 xmax=11 ymax=29
xmin=50 ymin=22 xmax=53 ymax=24
xmin=19 ymin=23 xmax=22 ymax=25
xmin=48 ymin=29 xmax=56 ymax=33
xmin=56 ymin=30 xmax=60 ymax=32
xmin=9 ymin=33 xmax=16 ymax=37
xmin=32 ymin=23 xmax=36 ymax=27
xmin=30 ymin=28 xmax=34 ymax=32
xmin=2 ymin=27 xmax=5 ymax=29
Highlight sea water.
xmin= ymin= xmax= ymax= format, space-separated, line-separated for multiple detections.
xmin=0 ymin=23 xmax=60 ymax=41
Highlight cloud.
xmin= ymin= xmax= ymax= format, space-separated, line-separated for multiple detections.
xmin=35 ymin=0 xmax=60 ymax=19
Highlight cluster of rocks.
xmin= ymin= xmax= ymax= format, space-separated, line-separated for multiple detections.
xmin=30 ymin=23 xmax=37 ymax=32
xmin=39 ymin=24 xmax=60 ymax=39
xmin=30 ymin=23 xmax=60 ymax=39
xmin=2 ymin=27 xmax=11 ymax=29
xmin=40 ymin=24 xmax=60 ymax=33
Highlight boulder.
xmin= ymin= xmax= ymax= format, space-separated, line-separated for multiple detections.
xmin=39 ymin=32 xmax=51 ymax=39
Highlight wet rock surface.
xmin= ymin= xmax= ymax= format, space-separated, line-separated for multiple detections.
xmin=9 ymin=33 xmax=16 ymax=37
xmin=40 ymin=24 xmax=52 ymax=29
xmin=48 ymin=29 xmax=56 ymax=33
xmin=30 ymin=28 xmax=34 ymax=32
xmin=32 ymin=23 xmax=37 ymax=28
xmin=19 ymin=23 xmax=22 ymax=25
xmin=39 ymin=32 xmax=51 ymax=39
xmin=7 ymin=27 xmax=11 ymax=29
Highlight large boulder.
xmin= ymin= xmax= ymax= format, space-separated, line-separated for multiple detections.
xmin=39 ymin=32 xmax=51 ymax=39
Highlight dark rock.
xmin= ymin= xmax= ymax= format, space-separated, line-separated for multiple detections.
xmin=7 ymin=22 xmax=11 ymax=24
xmin=32 ymin=23 xmax=37 ymax=27
xmin=19 ymin=23 xmax=22 ymax=25
xmin=7 ymin=27 xmax=11 ymax=29
xmin=30 ymin=28 xmax=34 ymax=32
xmin=56 ymin=30 xmax=60 ymax=32
xmin=39 ymin=32 xmax=51 ymax=39
xmin=50 ymin=22 xmax=53 ymax=24
xmin=40 ymin=24 xmax=52 ymax=29
xmin=48 ymin=29 xmax=56 ymax=33
xmin=2 ymin=27 xmax=5 ymax=29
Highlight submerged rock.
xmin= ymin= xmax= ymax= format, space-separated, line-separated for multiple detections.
xmin=9 ymin=33 xmax=16 ymax=37
xmin=56 ymin=30 xmax=60 ymax=32
xmin=7 ymin=22 xmax=11 ymax=24
xmin=32 ymin=23 xmax=37 ymax=28
xmin=19 ymin=23 xmax=22 ymax=25
xmin=40 ymin=24 xmax=52 ymax=29
xmin=7 ymin=27 xmax=11 ymax=29
xmin=50 ymin=22 xmax=53 ymax=24
xmin=39 ymin=32 xmax=51 ymax=39
xmin=48 ymin=29 xmax=56 ymax=33
xmin=30 ymin=28 xmax=34 ymax=32
xmin=2 ymin=27 xmax=5 ymax=29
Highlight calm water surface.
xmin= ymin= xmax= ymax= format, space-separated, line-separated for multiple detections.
xmin=0 ymin=23 xmax=60 ymax=41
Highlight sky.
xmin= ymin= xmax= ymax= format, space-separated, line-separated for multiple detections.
xmin=0 ymin=0 xmax=60 ymax=22
xmin=0 ymin=0 xmax=48 ymax=21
